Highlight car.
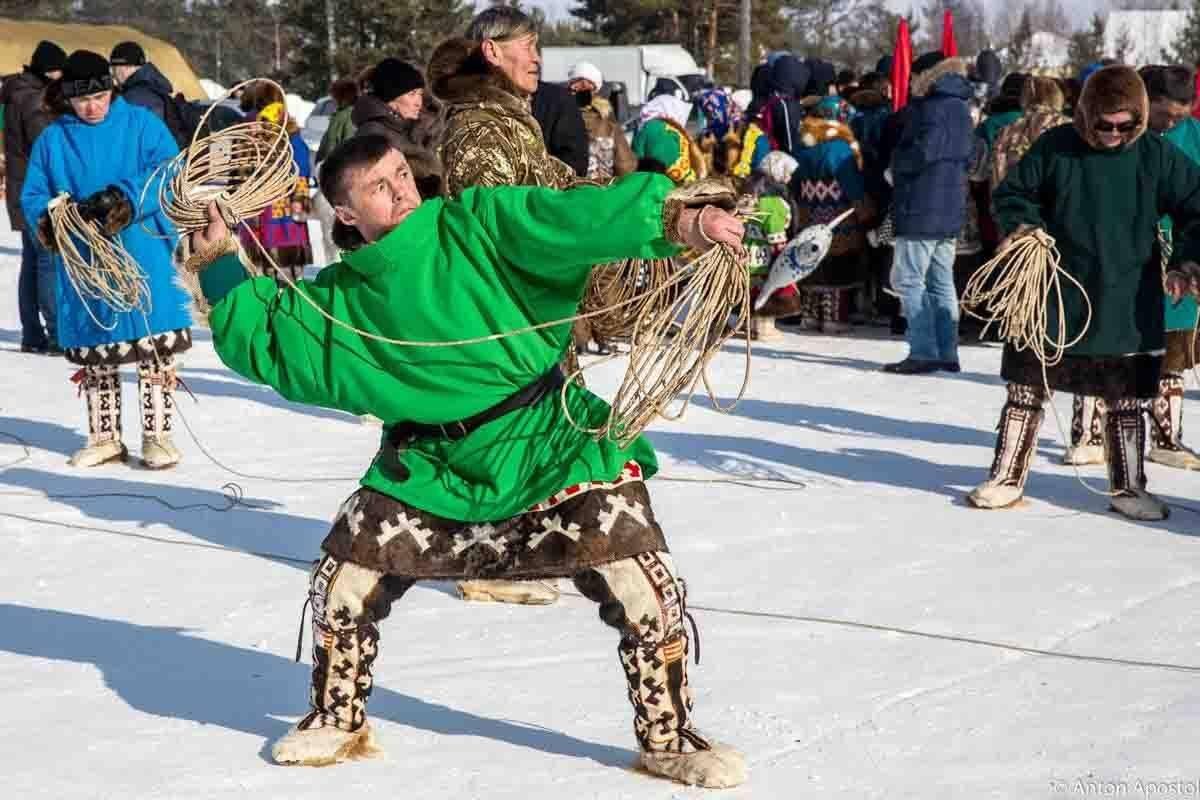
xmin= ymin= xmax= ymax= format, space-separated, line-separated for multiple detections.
xmin=301 ymin=95 xmax=335 ymax=156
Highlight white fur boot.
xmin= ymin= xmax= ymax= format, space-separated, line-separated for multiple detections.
xmin=457 ymin=579 xmax=560 ymax=605
xmin=138 ymin=357 xmax=181 ymax=469
xmin=1147 ymin=374 xmax=1200 ymax=470
xmin=272 ymin=718 xmax=382 ymax=766
xmin=69 ymin=364 xmax=127 ymax=467
xmin=641 ymin=739 xmax=748 ymax=788
xmin=968 ymin=384 xmax=1044 ymax=509
xmin=1062 ymin=395 xmax=1106 ymax=466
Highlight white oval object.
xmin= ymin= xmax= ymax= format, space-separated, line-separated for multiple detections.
xmin=754 ymin=207 xmax=855 ymax=310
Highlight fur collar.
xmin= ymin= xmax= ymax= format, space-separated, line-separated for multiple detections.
xmin=1074 ymin=65 xmax=1148 ymax=151
xmin=427 ymin=36 xmax=531 ymax=118
xmin=911 ymin=57 xmax=970 ymax=98
xmin=798 ymin=117 xmax=863 ymax=169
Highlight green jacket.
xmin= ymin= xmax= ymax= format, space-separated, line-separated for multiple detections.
xmin=200 ymin=173 xmax=681 ymax=522
xmin=993 ymin=124 xmax=1200 ymax=357
xmin=315 ymin=106 xmax=356 ymax=166
xmin=976 ymin=110 xmax=1022 ymax=151
xmin=1160 ymin=118 xmax=1200 ymax=333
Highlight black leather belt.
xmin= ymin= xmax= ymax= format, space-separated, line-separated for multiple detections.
xmin=385 ymin=365 xmax=566 ymax=447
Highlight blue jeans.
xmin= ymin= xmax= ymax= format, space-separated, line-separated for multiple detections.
xmin=17 ymin=229 xmax=57 ymax=349
xmin=891 ymin=237 xmax=959 ymax=363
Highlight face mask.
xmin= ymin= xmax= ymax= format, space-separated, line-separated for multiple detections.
xmin=575 ymin=90 xmax=592 ymax=108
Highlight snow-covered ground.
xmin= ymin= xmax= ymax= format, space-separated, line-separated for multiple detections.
xmin=2 ymin=219 xmax=1199 ymax=799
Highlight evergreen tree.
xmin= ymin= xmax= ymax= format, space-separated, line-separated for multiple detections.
xmin=1068 ymin=11 xmax=1106 ymax=74
xmin=281 ymin=0 xmax=471 ymax=98
xmin=1172 ymin=0 xmax=1200 ymax=66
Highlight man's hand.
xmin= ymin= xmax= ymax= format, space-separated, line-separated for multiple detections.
xmin=191 ymin=201 xmax=231 ymax=254
xmin=677 ymin=206 xmax=746 ymax=256
xmin=1166 ymin=261 xmax=1200 ymax=304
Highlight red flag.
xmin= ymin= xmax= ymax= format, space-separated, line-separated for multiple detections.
xmin=942 ymin=9 xmax=958 ymax=57
xmin=892 ymin=18 xmax=912 ymax=112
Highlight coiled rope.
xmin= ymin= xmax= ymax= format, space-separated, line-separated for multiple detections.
xmin=47 ymin=193 xmax=150 ymax=330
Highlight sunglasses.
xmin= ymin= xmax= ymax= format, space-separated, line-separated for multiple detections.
xmin=1094 ymin=119 xmax=1139 ymax=134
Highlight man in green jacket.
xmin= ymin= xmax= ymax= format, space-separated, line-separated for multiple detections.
xmin=180 ymin=134 xmax=748 ymax=787
xmin=968 ymin=66 xmax=1200 ymax=521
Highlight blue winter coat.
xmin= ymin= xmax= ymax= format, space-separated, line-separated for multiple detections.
xmin=891 ymin=73 xmax=973 ymax=240
xmin=21 ymin=97 xmax=192 ymax=350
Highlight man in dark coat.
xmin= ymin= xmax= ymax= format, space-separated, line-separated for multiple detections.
xmin=532 ymin=79 xmax=589 ymax=177
xmin=2 ymin=39 xmax=64 ymax=353
xmin=883 ymin=55 xmax=973 ymax=374
xmin=109 ymin=41 xmax=175 ymax=125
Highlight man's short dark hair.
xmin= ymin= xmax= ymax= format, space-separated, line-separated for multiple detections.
xmin=320 ymin=134 xmax=397 ymax=252
xmin=1144 ymin=65 xmax=1196 ymax=106
xmin=320 ymin=134 xmax=394 ymax=207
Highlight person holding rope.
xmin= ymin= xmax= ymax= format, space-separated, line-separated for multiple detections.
xmin=430 ymin=7 xmax=602 ymax=605
xmin=21 ymin=50 xmax=192 ymax=469
xmin=968 ymin=66 xmax=1200 ymax=521
xmin=178 ymin=134 xmax=747 ymax=787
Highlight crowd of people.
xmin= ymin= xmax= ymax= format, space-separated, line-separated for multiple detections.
xmin=3 ymin=6 xmax=1200 ymax=790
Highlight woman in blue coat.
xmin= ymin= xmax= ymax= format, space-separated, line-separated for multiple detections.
xmin=21 ymin=50 xmax=193 ymax=469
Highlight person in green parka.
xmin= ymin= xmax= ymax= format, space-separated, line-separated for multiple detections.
xmin=178 ymin=134 xmax=749 ymax=788
xmin=968 ymin=66 xmax=1200 ymax=521
xmin=1065 ymin=66 xmax=1200 ymax=471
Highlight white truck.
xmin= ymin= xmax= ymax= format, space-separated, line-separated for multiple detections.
xmin=540 ymin=44 xmax=706 ymax=116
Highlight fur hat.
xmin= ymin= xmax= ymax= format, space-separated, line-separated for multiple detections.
xmin=1020 ymin=75 xmax=1064 ymax=112
xmin=29 ymin=40 xmax=66 ymax=78
xmin=1074 ymin=65 xmax=1148 ymax=151
xmin=60 ymin=50 xmax=113 ymax=100
xmin=109 ymin=41 xmax=146 ymax=67
xmin=369 ymin=58 xmax=425 ymax=103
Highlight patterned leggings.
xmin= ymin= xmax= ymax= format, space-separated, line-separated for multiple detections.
xmin=298 ymin=549 xmax=709 ymax=754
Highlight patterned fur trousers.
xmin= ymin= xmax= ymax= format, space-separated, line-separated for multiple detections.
xmin=78 ymin=354 xmax=178 ymax=446
xmin=296 ymin=549 xmax=715 ymax=756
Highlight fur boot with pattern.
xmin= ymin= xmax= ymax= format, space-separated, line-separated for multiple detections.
xmin=968 ymin=383 xmax=1045 ymax=509
xmin=575 ymin=552 xmax=747 ymax=788
xmin=1064 ymin=394 xmax=1106 ymax=465
xmin=272 ymin=554 xmax=409 ymax=766
xmin=70 ymin=364 xmax=127 ymax=467
xmin=138 ymin=356 xmax=181 ymax=469
xmin=1105 ymin=401 xmax=1170 ymax=521
xmin=1147 ymin=373 xmax=1200 ymax=470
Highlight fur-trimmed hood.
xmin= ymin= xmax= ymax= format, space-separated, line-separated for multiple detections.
xmin=1074 ymin=65 xmax=1148 ymax=151
xmin=427 ymin=36 xmax=531 ymax=116
xmin=911 ymin=57 xmax=971 ymax=99
xmin=797 ymin=116 xmax=863 ymax=169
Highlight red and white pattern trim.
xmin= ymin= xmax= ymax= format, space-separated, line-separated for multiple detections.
xmin=526 ymin=460 xmax=646 ymax=514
